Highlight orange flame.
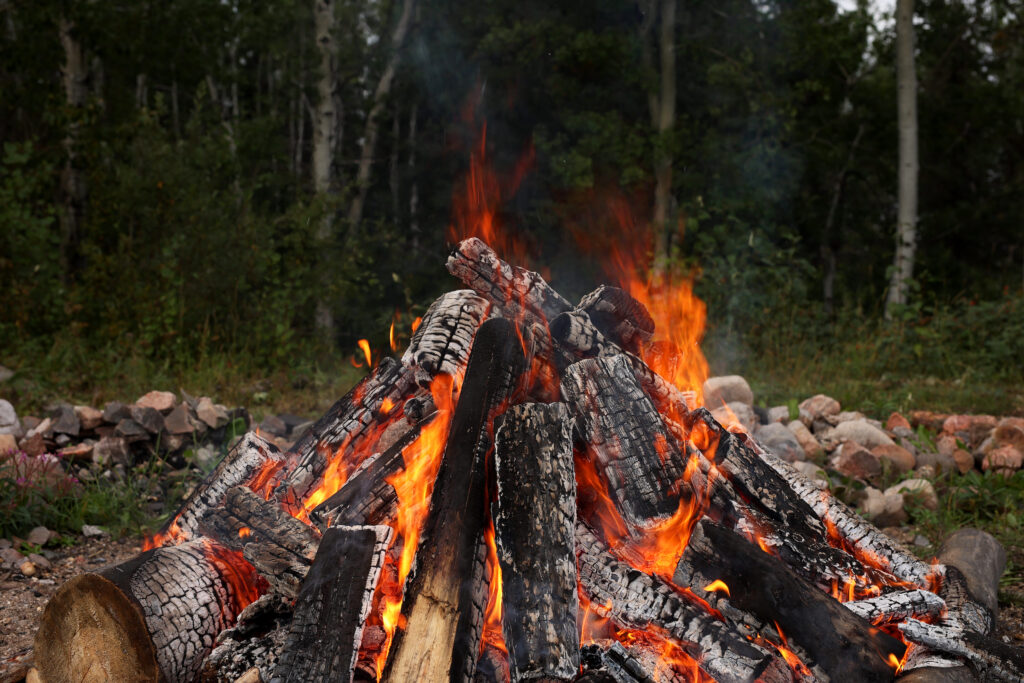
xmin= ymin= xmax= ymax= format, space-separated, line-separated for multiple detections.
xmin=703 ymin=580 xmax=730 ymax=596
xmin=770 ymin=622 xmax=814 ymax=679
xmin=238 ymin=527 xmax=251 ymax=539
xmin=354 ymin=339 xmax=373 ymax=368
xmin=204 ymin=540 xmax=266 ymax=614
xmin=389 ymin=318 xmax=397 ymax=352
xmin=480 ymin=521 xmax=508 ymax=655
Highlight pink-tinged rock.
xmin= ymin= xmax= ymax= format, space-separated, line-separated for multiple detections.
xmin=711 ymin=401 xmax=758 ymax=433
xmin=967 ymin=415 xmax=997 ymax=447
xmin=195 ymin=397 xmax=230 ymax=429
xmin=952 ymin=448 xmax=974 ymax=475
xmin=26 ymin=526 xmax=51 ymax=546
xmin=58 ymin=441 xmax=94 ymax=461
xmin=74 ymin=405 xmax=104 ymax=431
xmin=786 ymin=420 xmax=823 ymax=460
xmin=26 ymin=417 xmax=52 ymax=439
xmin=908 ymin=410 xmax=949 ymax=432
xmin=860 ymin=487 xmax=907 ymax=527
xmin=163 ymin=403 xmax=195 ymax=435
xmin=832 ymin=441 xmax=881 ymax=482
xmin=886 ymin=412 xmax=912 ymax=432
xmin=0 ymin=433 xmax=16 ymax=453
xmin=982 ymin=445 xmax=1023 ymax=476
xmin=18 ymin=433 xmax=46 ymax=457
xmin=827 ymin=419 xmax=895 ymax=450
xmin=885 ymin=479 xmax=939 ymax=511
xmin=798 ymin=394 xmax=841 ymax=424
xmin=871 ymin=444 xmax=916 ymax=474
xmin=942 ymin=414 xmax=972 ymax=435
xmin=993 ymin=420 xmax=1024 ymax=450
xmin=936 ymin=434 xmax=959 ymax=457
xmin=835 ymin=410 xmax=866 ymax=424
xmin=702 ymin=375 xmax=754 ymax=407
xmin=135 ymin=390 xmax=176 ymax=413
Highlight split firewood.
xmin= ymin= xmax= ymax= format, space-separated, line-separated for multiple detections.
xmin=843 ymin=589 xmax=946 ymax=625
xmin=275 ymin=357 xmax=417 ymax=508
xmin=562 ymin=355 xmax=686 ymax=531
xmin=675 ymin=520 xmax=906 ymax=682
xmin=575 ymin=523 xmax=791 ymax=683
xmin=576 ymin=285 xmax=654 ymax=354
xmin=272 ymin=525 xmax=392 ymax=683
xmin=474 ymin=643 xmax=511 ymax=683
xmin=308 ymin=412 xmax=438 ymax=530
xmin=199 ymin=486 xmax=321 ymax=598
xmin=899 ymin=619 xmax=1024 ymax=683
xmin=383 ymin=317 xmax=526 ymax=682
xmin=168 ymin=431 xmax=286 ymax=541
xmin=493 ymin=402 xmax=579 ymax=681
xmin=402 ymin=289 xmax=492 ymax=387
xmin=36 ymin=538 xmax=261 ymax=683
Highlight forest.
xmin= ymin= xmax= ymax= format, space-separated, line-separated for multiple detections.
xmin=1 ymin=0 xmax=1022 ymax=414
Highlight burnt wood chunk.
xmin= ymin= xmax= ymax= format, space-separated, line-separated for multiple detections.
xmin=899 ymin=619 xmax=1024 ymax=683
xmin=577 ymin=285 xmax=655 ymax=354
xmin=402 ymin=289 xmax=491 ymax=387
xmin=677 ymin=520 xmax=906 ymax=682
xmin=493 ymin=402 xmax=579 ymax=682
xmin=383 ymin=317 xmax=526 ymax=683
xmin=168 ymin=431 xmax=285 ymax=541
xmin=199 ymin=486 xmax=321 ymax=598
xmin=271 ymin=525 xmax=392 ymax=683
xmin=574 ymin=523 xmax=790 ymax=683
xmin=203 ymin=594 xmax=293 ymax=682
xmin=844 ymin=589 xmax=946 ymax=625
xmin=36 ymin=539 xmax=260 ymax=683
xmin=577 ymin=641 xmax=683 ymax=683
xmin=276 ymin=357 xmax=416 ymax=507
xmin=562 ymin=355 xmax=685 ymax=531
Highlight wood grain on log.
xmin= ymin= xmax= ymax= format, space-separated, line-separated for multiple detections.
xmin=272 ymin=525 xmax=392 ymax=683
xmin=168 ymin=432 xmax=285 ymax=541
xmin=676 ymin=520 xmax=906 ymax=682
xmin=383 ymin=317 xmax=526 ymax=683
xmin=402 ymin=289 xmax=491 ymax=387
xmin=493 ymin=402 xmax=579 ymax=681
xmin=37 ymin=539 xmax=260 ymax=683
xmin=843 ymin=589 xmax=946 ymax=625
xmin=199 ymin=486 xmax=321 ymax=598
xmin=562 ymin=355 xmax=686 ymax=531
xmin=576 ymin=285 xmax=654 ymax=354
xmin=575 ymin=523 xmax=791 ymax=683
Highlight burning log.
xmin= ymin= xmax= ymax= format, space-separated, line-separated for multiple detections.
xmin=574 ymin=523 xmax=791 ymax=683
xmin=276 ymin=356 xmax=417 ymax=507
xmin=36 ymin=539 xmax=261 ymax=683
xmin=307 ymin=412 xmax=438 ymax=530
xmin=383 ymin=317 xmax=526 ymax=682
xmin=675 ymin=520 xmax=906 ymax=682
xmin=899 ymin=619 xmax=1024 ymax=682
xmin=168 ymin=432 xmax=286 ymax=541
xmin=576 ymin=285 xmax=654 ymax=355
xmin=272 ymin=525 xmax=392 ymax=683
xmin=577 ymin=641 xmax=691 ymax=683
xmin=562 ymin=355 xmax=686 ymax=530
xmin=199 ymin=486 xmax=321 ymax=598
xmin=843 ymin=589 xmax=946 ymax=625
xmin=403 ymin=289 xmax=492 ymax=387
xmin=202 ymin=594 xmax=293 ymax=682
xmin=493 ymin=401 xmax=579 ymax=681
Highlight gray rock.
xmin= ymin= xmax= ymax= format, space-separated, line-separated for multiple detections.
xmin=0 ymin=547 xmax=25 ymax=567
xmin=0 ymin=399 xmax=22 ymax=438
xmin=766 ymin=406 xmax=790 ymax=424
xmin=193 ymin=446 xmax=219 ymax=470
xmin=916 ymin=449 xmax=958 ymax=475
xmin=26 ymin=526 xmax=52 ymax=546
xmin=195 ymin=397 xmax=229 ymax=429
xmin=102 ymin=401 xmax=131 ymax=424
xmin=93 ymin=436 xmax=130 ymax=466
xmin=290 ymin=420 xmax=315 ymax=443
xmin=755 ymin=422 xmax=805 ymax=462
xmin=885 ymin=478 xmax=939 ymax=511
xmin=711 ymin=401 xmax=758 ymax=433
xmin=835 ymin=410 xmax=866 ymax=424
xmin=859 ymin=487 xmax=907 ymax=527
xmin=871 ymin=444 xmax=916 ymax=474
xmin=163 ymin=403 xmax=194 ymax=435
xmin=831 ymin=441 xmax=882 ymax=482
xmin=81 ymin=524 xmax=108 ymax=538
xmin=791 ymin=460 xmax=829 ymax=487
xmin=136 ymin=390 xmax=176 ymax=413
xmin=826 ymin=419 xmax=895 ymax=450
xmin=129 ymin=405 xmax=164 ymax=434
xmin=259 ymin=414 xmax=288 ymax=437
xmin=27 ymin=552 xmax=51 ymax=570
xmin=50 ymin=404 xmax=80 ymax=436
xmin=786 ymin=420 xmax=824 ymax=460
xmin=703 ymin=375 xmax=754 ymax=407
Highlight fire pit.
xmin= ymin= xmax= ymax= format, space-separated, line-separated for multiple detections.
xmin=33 ymin=238 xmax=1024 ymax=682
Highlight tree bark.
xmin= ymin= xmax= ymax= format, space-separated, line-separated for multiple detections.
xmin=58 ymin=15 xmax=88 ymax=281
xmin=401 ymin=289 xmax=492 ymax=387
xmin=651 ymin=0 xmax=676 ymax=278
xmin=886 ymin=0 xmax=919 ymax=316
xmin=313 ymin=0 xmax=341 ymax=343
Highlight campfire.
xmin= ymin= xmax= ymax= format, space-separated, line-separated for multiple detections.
xmin=32 ymin=234 xmax=1023 ymax=683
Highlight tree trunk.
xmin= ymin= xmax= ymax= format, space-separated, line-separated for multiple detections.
xmin=346 ymin=0 xmax=417 ymax=233
xmin=313 ymin=0 xmax=341 ymax=343
xmin=886 ymin=0 xmax=918 ymax=316
xmin=58 ymin=15 xmax=88 ymax=282
xmin=651 ymin=0 xmax=676 ymax=279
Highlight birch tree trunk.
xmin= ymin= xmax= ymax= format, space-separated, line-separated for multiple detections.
xmin=312 ymin=0 xmax=341 ymax=343
xmin=345 ymin=0 xmax=416 ymax=233
xmin=58 ymin=15 xmax=88 ymax=282
xmin=886 ymin=0 xmax=918 ymax=317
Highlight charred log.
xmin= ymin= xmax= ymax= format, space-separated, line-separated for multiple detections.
xmin=576 ymin=285 xmax=654 ymax=355
xmin=493 ymin=402 xmax=579 ymax=681
xmin=844 ymin=589 xmax=946 ymax=625
xmin=576 ymin=641 xmax=686 ymax=683
xmin=199 ymin=486 xmax=321 ymax=598
xmin=202 ymin=594 xmax=293 ymax=682
xmin=402 ymin=289 xmax=491 ymax=387
xmin=383 ymin=317 xmax=526 ymax=682
xmin=899 ymin=619 xmax=1024 ymax=683
xmin=676 ymin=520 xmax=905 ymax=682
xmin=36 ymin=539 xmax=261 ymax=683
xmin=562 ymin=355 xmax=686 ymax=531
xmin=272 ymin=525 xmax=392 ymax=683
xmin=575 ymin=523 xmax=790 ymax=683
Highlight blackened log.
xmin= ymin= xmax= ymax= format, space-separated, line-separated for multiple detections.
xmin=938 ymin=529 xmax=1005 ymax=632
xmin=843 ymin=589 xmax=946 ymax=625
xmin=199 ymin=486 xmax=321 ymax=598
xmin=272 ymin=525 xmax=392 ymax=683
xmin=473 ymin=644 xmax=511 ymax=683
xmin=276 ymin=357 xmax=416 ymax=508
xmin=576 ymin=641 xmax=686 ymax=683
xmin=677 ymin=520 xmax=905 ymax=682
xmin=202 ymin=594 xmax=293 ymax=682
xmin=383 ymin=317 xmax=526 ymax=683
xmin=576 ymin=285 xmax=654 ymax=354
xmin=493 ymin=402 xmax=579 ymax=681
xmin=167 ymin=432 xmax=286 ymax=541
xmin=899 ymin=619 xmax=1024 ymax=683
xmin=562 ymin=355 xmax=686 ymax=531
xmin=575 ymin=523 xmax=790 ymax=683
xmin=37 ymin=539 xmax=262 ymax=683
xmin=308 ymin=412 xmax=438 ymax=530
xmin=402 ymin=289 xmax=492 ymax=387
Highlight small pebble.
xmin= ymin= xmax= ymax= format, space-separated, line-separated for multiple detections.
xmin=19 ymin=560 xmax=36 ymax=576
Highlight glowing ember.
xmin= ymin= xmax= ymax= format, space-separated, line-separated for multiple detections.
xmin=238 ymin=527 xmax=251 ymax=539
xmin=702 ymin=580 xmax=730 ymax=596
xmin=770 ymin=622 xmax=814 ymax=679
xmin=204 ymin=540 xmax=266 ymax=614
xmin=480 ymin=521 xmax=508 ymax=655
